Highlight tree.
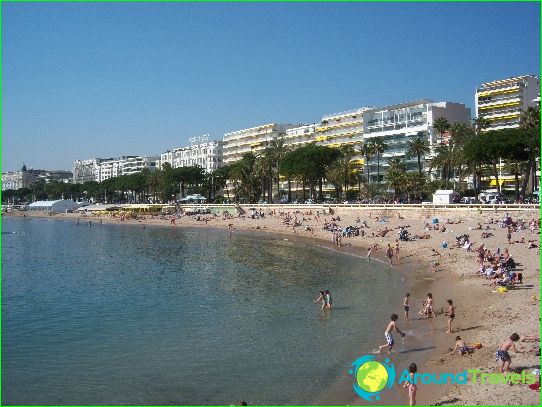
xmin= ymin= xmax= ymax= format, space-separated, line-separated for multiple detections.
xmin=269 ymin=133 xmax=290 ymax=199
xmin=326 ymin=145 xmax=358 ymax=200
xmin=519 ymin=106 xmax=541 ymax=197
xmin=384 ymin=157 xmax=407 ymax=196
xmin=473 ymin=116 xmax=490 ymax=136
xmin=433 ymin=116 xmax=451 ymax=144
xmin=359 ymin=143 xmax=374 ymax=184
xmin=368 ymin=138 xmax=387 ymax=184
xmin=406 ymin=133 xmax=430 ymax=174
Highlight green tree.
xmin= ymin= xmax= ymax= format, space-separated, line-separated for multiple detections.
xmin=406 ymin=133 xmax=430 ymax=174
xmin=359 ymin=143 xmax=374 ymax=184
xmin=433 ymin=116 xmax=451 ymax=144
xmin=384 ymin=157 xmax=407 ymax=196
xmin=367 ymin=138 xmax=388 ymax=184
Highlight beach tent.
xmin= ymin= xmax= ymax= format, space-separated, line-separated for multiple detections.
xmin=180 ymin=194 xmax=207 ymax=203
xmin=432 ymin=190 xmax=459 ymax=204
xmin=27 ymin=200 xmax=81 ymax=213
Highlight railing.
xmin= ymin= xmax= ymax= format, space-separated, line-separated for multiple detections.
xmin=178 ymin=203 xmax=539 ymax=212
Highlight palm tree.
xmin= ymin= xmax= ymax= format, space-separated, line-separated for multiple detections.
xmin=433 ymin=116 xmax=451 ymax=144
xmin=368 ymin=138 xmax=388 ymax=184
xmin=268 ymin=135 xmax=289 ymax=202
xmin=359 ymin=143 xmax=374 ymax=184
xmin=473 ymin=116 xmax=490 ymax=135
xmin=384 ymin=157 xmax=407 ymax=196
xmin=406 ymin=134 xmax=430 ymax=174
xmin=326 ymin=145 xmax=357 ymax=200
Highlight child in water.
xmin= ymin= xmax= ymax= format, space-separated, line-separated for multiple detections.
xmin=446 ymin=299 xmax=455 ymax=333
xmin=404 ymin=293 xmax=410 ymax=322
xmin=324 ymin=290 xmax=332 ymax=310
xmin=314 ymin=291 xmax=327 ymax=310
xmin=378 ymin=314 xmax=405 ymax=354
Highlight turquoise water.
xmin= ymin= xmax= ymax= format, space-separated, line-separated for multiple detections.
xmin=2 ymin=216 xmax=405 ymax=405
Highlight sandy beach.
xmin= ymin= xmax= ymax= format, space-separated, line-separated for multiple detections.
xmin=5 ymin=205 xmax=540 ymax=406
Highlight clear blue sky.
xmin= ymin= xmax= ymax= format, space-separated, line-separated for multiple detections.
xmin=2 ymin=1 xmax=540 ymax=172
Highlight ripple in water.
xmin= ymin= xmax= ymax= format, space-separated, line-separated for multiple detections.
xmin=2 ymin=217 xmax=404 ymax=405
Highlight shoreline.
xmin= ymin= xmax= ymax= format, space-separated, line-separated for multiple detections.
xmin=3 ymin=207 xmax=540 ymax=406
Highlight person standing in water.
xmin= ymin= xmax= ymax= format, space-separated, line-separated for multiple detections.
xmin=324 ymin=290 xmax=333 ymax=310
xmin=386 ymin=244 xmax=394 ymax=266
xmin=404 ymin=293 xmax=411 ymax=322
xmin=446 ymin=299 xmax=455 ymax=333
xmin=314 ymin=291 xmax=327 ymax=310
xmin=378 ymin=314 xmax=405 ymax=354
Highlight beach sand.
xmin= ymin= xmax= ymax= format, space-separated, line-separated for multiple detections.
xmin=5 ymin=205 xmax=540 ymax=406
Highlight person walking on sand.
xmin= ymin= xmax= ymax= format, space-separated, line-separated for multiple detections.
xmin=404 ymin=293 xmax=411 ymax=322
xmin=445 ymin=299 xmax=455 ymax=333
xmin=496 ymin=333 xmax=527 ymax=373
xmin=378 ymin=314 xmax=405 ymax=354
xmin=402 ymin=362 xmax=417 ymax=406
xmin=395 ymin=239 xmax=400 ymax=260
xmin=386 ymin=244 xmax=394 ymax=266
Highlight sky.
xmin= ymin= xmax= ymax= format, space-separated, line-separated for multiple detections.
xmin=2 ymin=1 xmax=540 ymax=172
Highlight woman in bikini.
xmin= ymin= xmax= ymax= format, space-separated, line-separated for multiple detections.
xmin=402 ymin=362 xmax=418 ymax=405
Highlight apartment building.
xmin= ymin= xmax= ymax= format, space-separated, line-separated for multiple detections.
xmin=475 ymin=75 xmax=540 ymax=192
xmin=475 ymin=75 xmax=539 ymax=131
xmin=2 ymin=164 xmax=73 ymax=190
xmin=314 ymin=107 xmax=369 ymax=149
xmin=363 ymin=100 xmax=471 ymax=182
xmin=159 ymin=135 xmax=224 ymax=173
xmin=73 ymin=155 xmax=158 ymax=183
xmin=222 ymin=123 xmax=296 ymax=165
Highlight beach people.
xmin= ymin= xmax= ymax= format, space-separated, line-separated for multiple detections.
xmin=367 ymin=245 xmax=374 ymax=261
xmin=324 ymin=290 xmax=333 ymax=309
xmin=395 ymin=239 xmax=400 ymax=260
xmin=446 ymin=299 xmax=455 ymax=333
xmin=314 ymin=291 xmax=327 ymax=310
xmin=404 ymin=293 xmax=410 ymax=322
xmin=402 ymin=362 xmax=417 ymax=406
xmin=496 ymin=333 xmax=526 ymax=373
xmin=451 ymin=336 xmax=473 ymax=356
xmin=386 ymin=244 xmax=394 ymax=266
xmin=424 ymin=293 xmax=436 ymax=318
xmin=378 ymin=314 xmax=405 ymax=354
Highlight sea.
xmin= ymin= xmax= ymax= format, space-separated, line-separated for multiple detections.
xmin=2 ymin=216 xmax=408 ymax=405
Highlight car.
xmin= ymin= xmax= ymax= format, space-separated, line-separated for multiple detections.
xmin=460 ymin=197 xmax=476 ymax=204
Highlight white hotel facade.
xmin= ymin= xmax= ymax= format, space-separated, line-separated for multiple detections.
xmin=73 ymin=155 xmax=159 ymax=183
xmin=159 ymin=135 xmax=223 ymax=173
xmin=363 ymin=100 xmax=471 ymax=181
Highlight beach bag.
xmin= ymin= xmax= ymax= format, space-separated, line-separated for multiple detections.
xmin=473 ymin=342 xmax=482 ymax=349
xmin=497 ymin=286 xmax=508 ymax=293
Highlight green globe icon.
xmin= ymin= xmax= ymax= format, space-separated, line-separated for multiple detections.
xmin=356 ymin=361 xmax=389 ymax=393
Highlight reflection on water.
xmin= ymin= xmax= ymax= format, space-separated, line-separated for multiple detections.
xmin=2 ymin=217 xmax=404 ymax=405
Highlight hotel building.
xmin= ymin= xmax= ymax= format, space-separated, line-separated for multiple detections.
xmin=73 ymin=155 xmax=159 ymax=183
xmin=475 ymin=75 xmax=539 ymax=131
xmin=362 ymin=100 xmax=471 ymax=182
xmin=159 ymin=135 xmax=224 ymax=173
xmin=475 ymin=75 xmax=540 ymax=192
xmin=222 ymin=123 xmax=297 ymax=165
